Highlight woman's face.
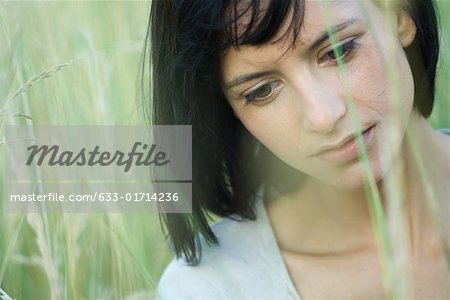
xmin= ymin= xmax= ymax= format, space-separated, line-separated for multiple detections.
xmin=220 ymin=0 xmax=417 ymax=189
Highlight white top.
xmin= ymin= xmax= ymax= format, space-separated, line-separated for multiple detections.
xmin=155 ymin=194 xmax=302 ymax=300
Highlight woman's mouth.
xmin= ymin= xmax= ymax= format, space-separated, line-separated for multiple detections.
xmin=315 ymin=124 xmax=376 ymax=164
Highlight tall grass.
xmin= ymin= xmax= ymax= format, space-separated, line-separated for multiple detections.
xmin=0 ymin=1 xmax=171 ymax=299
xmin=0 ymin=0 xmax=449 ymax=299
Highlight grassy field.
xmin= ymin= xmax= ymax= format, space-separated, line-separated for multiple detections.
xmin=0 ymin=1 xmax=449 ymax=299
xmin=0 ymin=2 xmax=170 ymax=299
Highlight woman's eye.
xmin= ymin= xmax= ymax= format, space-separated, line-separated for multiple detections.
xmin=243 ymin=80 xmax=282 ymax=105
xmin=318 ymin=39 xmax=359 ymax=65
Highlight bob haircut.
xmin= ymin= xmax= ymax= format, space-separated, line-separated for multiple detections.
xmin=144 ymin=0 xmax=440 ymax=265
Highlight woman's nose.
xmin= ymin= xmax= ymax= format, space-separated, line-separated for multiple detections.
xmin=297 ymin=77 xmax=347 ymax=134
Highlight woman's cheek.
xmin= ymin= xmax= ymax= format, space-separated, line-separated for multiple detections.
xmin=236 ymin=98 xmax=306 ymax=166
xmin=346 ymin=46 xmax=391 ymax=115
xmin=346 ymin=39 xmax=414 ymax=120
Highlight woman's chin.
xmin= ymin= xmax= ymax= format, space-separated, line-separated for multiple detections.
xmin=311 ymin=157 xmax=385 ymax=191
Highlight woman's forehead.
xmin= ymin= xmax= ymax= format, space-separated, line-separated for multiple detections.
xmin=224 ymin=0 xmax=373 ymax=48
xmin=219 ymin=0 xmax=392 ymax=84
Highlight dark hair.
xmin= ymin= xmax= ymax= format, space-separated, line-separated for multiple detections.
xmin=143 ymin=0 xmax=440 ymax=265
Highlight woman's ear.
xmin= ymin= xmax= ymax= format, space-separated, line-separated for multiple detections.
xmin=397 ymin=10 xmax=417 ymax=48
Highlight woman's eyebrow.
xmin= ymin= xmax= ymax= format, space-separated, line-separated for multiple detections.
xmin=224 ymin=70 xmax=277 ymax=89
xmin=307 ymin=17 xmax=361 ymax=51
xmin=224 ymin=18 xmax=361 ymax=90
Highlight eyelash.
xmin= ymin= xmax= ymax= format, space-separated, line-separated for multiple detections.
xmin=241 ymin=38 xmax=360 ymax=106
xmin=318 ymin=38 xmax=360 ymax=65
xmin=243 ymin=80 xmax=282 ymax=105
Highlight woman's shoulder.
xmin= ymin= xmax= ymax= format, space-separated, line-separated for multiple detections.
xmin=155 ymin=198 xmax=294 ymax=299
xmin=155 ymin=215 xmax=267 ymax=299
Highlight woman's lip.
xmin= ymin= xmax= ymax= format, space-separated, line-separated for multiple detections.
xmin=315 ymin=125 xmax=376 ymax=164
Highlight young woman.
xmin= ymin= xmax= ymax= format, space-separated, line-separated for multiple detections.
xmin=147 ymin=0 xmax=450 ymax=298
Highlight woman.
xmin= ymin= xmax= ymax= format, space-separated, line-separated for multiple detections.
xmin=147 ymin=0 xmax=449 ymax=299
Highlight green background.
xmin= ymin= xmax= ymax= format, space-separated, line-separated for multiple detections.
xmin=0 ymin=1 xmax=448 ymax=299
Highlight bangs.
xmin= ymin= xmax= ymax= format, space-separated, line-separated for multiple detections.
xmin=222 ymin=0 xmax=305 ymax=49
